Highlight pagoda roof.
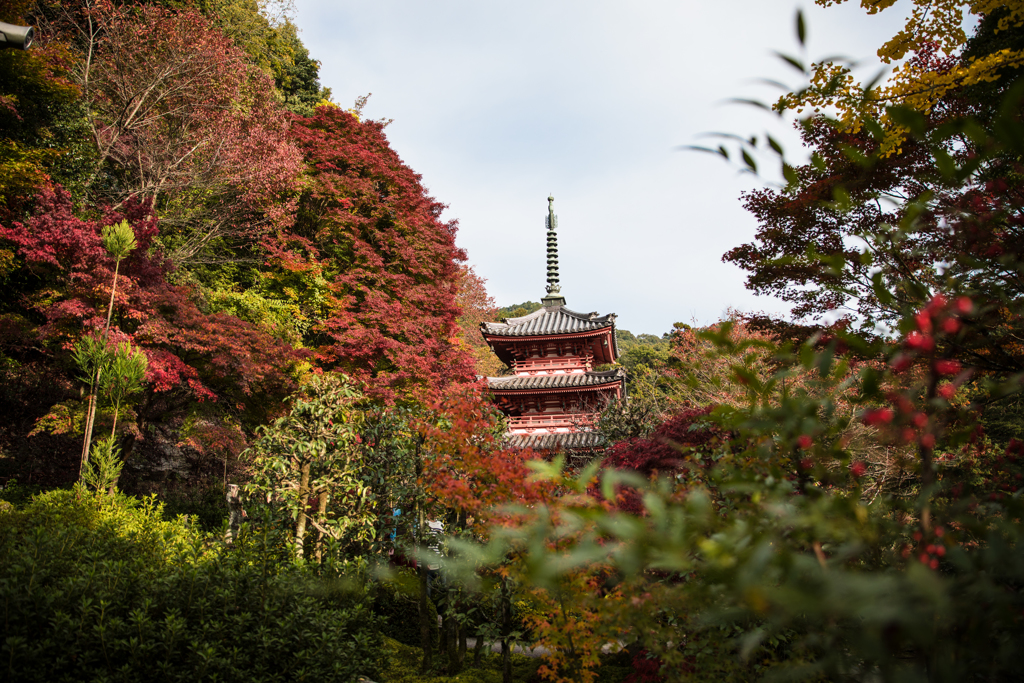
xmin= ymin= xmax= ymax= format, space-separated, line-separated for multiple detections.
xmin=505 ymin=432 xmax=606 ymax=450
xmin=481 ymin=305 xmax=616 ymax=339
xmin=486 ymin=369 xmax=625 ymax=393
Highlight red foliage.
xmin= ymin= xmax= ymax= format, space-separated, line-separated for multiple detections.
xmin=454 ymin=265 xmax=504 ymax=376
xmin=73 ymin=1 xmax=303 ymax=252
xmin=416 ymin=383 xmax=553 ymax=528
xmin=0 ymin=182 xmax=299 ymax=457
xmin=603 ymin=407 xmax=724 ymax=476
xmin=275 ymin=106 xmax=476 ymax=402
xmin=623 ymin=650 xmax=667 ymax=683
xmin=601 ymin=408 xmax=727 ymax=513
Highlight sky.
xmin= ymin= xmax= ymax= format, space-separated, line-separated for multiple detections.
xmin=292 ymin=0 xmax=913 ymax=335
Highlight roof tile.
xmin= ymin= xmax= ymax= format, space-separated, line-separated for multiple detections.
xmin=486 ymin=369 xmax=624 ymax=392
xmin=481 ymin=305 xmax=616 ymax=337
xmin=505 ymin=432 xmax=606 ymax=450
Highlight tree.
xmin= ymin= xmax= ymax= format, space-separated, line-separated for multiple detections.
xmin=39 ymin=0 xmax=304 ymax=267
xmin=73 ymin=335 xmax=148 ymax=492
xmin=78 ymin=219 xmax=137 ymax=476
xmin=416 ymin=383 xmax=553 ymax=680
xmin=454 ymin=265 xmax=505 ymax=377
xmin=243 ymin=372 xmax=366 ymax=561
xmin=271 ymin=105 xmax=476 ymax=402
xmin=725 ymin=14 xmax=1024 ymax=380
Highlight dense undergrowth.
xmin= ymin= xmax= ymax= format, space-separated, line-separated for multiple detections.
xmin=0 ymin=489 xmax=381 ymax=682
xmin=0 ymin=487 xmax=645 ymax=683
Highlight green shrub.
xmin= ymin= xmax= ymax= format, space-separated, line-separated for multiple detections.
xmin=374 ymin=570 xmax=440 ymax=649
xmin=378 ymin=636 xmax=541 ymax=683
xmin=159 ymin=480 xmax=230 ymax=532
xmin=0 ymin=488 xmax=382 ymax=682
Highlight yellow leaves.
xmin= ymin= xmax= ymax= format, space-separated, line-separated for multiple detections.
xmin=793 ymin=2 xmax=1024 ymax=156
xmin=744 ymin=586 xmax=770 ymax=614
xmin=699 ymin=536 xmax=738 ymax=567
xmin=0 ymin=248 xmax=14 ymax=277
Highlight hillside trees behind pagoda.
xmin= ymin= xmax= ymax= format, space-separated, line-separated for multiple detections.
xmin=455 ymin=266 xmax=505 ymax=377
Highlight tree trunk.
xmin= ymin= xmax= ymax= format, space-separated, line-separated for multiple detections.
xmin=473 ymin=630 xmax=485 ymax=666
xmin=79 ymin=368 xmax=101 ymax=479
xmin=419 ymin=560 xmax=433 ymax=671
xmin=314 ymin=489 xmax=329 ymax=563
xmin=501 ymin=576 xmax=512 ymax=683
xmin=446 ymin=598 xmax=462 ymax=675
xmin=225 ymin=484 xmax=243 ymax=543
xmin=294 ymin=460 xmax=311 ymax=560
xmin=80 ymin=256 xmax=122 ymax=483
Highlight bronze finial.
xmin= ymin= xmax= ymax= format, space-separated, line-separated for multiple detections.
xmin=541 ymin=195 xmax=566 ymax=307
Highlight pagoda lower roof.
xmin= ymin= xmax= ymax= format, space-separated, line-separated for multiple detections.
xmin=486 ymin=369 xmax=624 ymax=394
xmin=505 ymin=432 xmax=606 ymax=451
xmin=481 ymin=305 xmax=616 ymax=339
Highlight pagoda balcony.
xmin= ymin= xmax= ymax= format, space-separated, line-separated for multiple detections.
xmin=512 ymin=357 xmax=591 ymax=375
xmin=506 ymin=413 xmax=597 ymax=433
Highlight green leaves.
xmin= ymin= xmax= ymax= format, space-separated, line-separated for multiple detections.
xmin=100 ymin=220 xmax=137 ymax=262
xmin=0 ymin=489 xmax=381 ymax=681
xmin=242 ymin=373 xmax=378 ymax=560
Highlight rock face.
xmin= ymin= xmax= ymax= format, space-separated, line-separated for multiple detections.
xmin=126 ymin=424 xmax=189 ymax=478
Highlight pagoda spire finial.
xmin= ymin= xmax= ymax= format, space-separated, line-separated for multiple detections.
xmin=541 ymin=195 xmax=566 ymax=308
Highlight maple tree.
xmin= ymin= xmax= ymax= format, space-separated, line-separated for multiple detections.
xmin=0 ymin=183 xmax=300 ymax=485
xmin=415 ymin=384 xmax=550 ymax=677
xmin=29 ymin=0 xmax=304 ymax=269
xmin=726 ymin=24 xmax=1024 ymax=383
xmin=268 ymin=104 xmax=476 ymax=402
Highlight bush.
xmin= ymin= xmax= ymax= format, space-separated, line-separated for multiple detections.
xmin=158 ymin=479 xmax=231 ymax=532
xmin=374 ymin=569 xmax=440 ymax=649
xmin=0 ymin=489 xmax=382 ymax=682
xmin=378 ymin=636 xmax=543 ymax=683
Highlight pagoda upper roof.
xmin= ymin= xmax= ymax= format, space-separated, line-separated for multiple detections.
xmin=486 ymin=368 xmax=624 ymax=393
xmin=481 ymin=305 xmax=616 ymax=339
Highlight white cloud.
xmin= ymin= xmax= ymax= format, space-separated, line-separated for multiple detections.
xmin=294 ymin=0 xmax=912 ymax=333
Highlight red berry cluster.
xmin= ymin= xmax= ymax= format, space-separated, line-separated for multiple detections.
xmin=901 ymin=526 xmax=948 ymax=570
xmin=891 ymin=294 xmax=972 ymax=379
xmin=863 ymin=295 xmax=974 ymax=449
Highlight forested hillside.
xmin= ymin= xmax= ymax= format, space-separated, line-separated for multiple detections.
xmin=0 ymin=0 xmax=480 ymax=494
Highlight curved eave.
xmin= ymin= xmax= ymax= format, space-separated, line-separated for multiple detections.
xmin=480 ymin=326 xmax=614 ymax=344
xmin=488 ymin=380 xmax=625 ymax=397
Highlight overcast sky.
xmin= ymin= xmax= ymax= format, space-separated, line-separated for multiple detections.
xmin=292 ymin=0 xmax=912 ymax=335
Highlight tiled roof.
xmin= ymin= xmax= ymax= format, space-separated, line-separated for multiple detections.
xmin=505 ymin=432 xmax=606 ymax=450
xmin=481 ymin=305 xmax=616 ymax=337
xmin=487 ymin=369 xmax=624 ymax=392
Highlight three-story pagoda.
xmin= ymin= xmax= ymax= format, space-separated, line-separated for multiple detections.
xmin=480 ymin=197 xmax=625 ymax=451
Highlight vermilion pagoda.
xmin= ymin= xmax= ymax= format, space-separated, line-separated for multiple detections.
xmin=480 ymin=197 xmax=625 ymax=451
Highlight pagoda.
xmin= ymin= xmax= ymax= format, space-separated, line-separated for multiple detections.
xmin=480 ymin=197 xmax=625 ymax=451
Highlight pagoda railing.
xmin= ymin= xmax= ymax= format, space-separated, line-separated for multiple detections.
xmin=512 ymin=357 xmax=590 ymax=374
xmin=506 ymin=414 xmax=597 ymax=430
